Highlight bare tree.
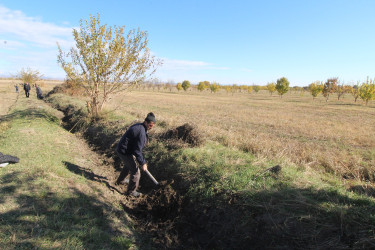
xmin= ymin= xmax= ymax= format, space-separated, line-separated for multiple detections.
xmin=16 ymin=67 xmax=43 ymax=85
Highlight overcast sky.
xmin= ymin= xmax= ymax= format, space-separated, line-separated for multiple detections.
xmin=1 ymin=0 xmax=375 ymax=86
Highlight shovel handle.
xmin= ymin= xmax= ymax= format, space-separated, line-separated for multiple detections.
xmin=144 ymin=169 xmax=159 ymax=185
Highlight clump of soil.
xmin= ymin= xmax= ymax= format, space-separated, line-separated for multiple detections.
xmin=44 ymin=84 xmax=67 ymax=98
xmin=45 ymin=81 xmax=86 ymax=98
xmin=159 ymin=123 xmax=205 ymax=147
xmin=120 ymin=181 xmax=184 ymax=248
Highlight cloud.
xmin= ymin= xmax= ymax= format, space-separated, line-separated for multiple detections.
xmin=160 ymin=58 xmax=210 ymax=70
xmin=3 ymin=49 xmax=66 ymax=76
xmin=0 ymin=5 xmax=75 ymax=78
xmin=0 ymin=5 xmax=74 ymax=48
xmin=240 ymin=68 xmax=253 ymax=73
xmin=160 ymin=57 xmax=230 ymax=71
xmin=0 ymin=5 xmax=233 ymax=82
xmin=151 ymin=57 xmax=231 ymax=83
xmin=0 ymin=39 xmax=25 ymax=49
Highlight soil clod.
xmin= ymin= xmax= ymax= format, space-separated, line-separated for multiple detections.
xmin=159 ymin=123 xmax=205 ymax=147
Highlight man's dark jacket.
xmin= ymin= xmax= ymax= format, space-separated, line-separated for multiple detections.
xmin=116 ymin=123 xmax=148 ymax=165
xmin=24 ymin=83 xmax=30 ymax=92
xmin=36 ymin=86 xmax=43 ymax=99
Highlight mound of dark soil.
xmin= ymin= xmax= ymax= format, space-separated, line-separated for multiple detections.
xmin=121 ymin=181 xmax=184 ymax=248
xmin=160 ymin=123 xmax=205 ymax=147
xmin=44 ymin=84 xmax=67 ymax=98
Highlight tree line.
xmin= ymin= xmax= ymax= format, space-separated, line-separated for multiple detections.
xmin=308 ymin=77 xmax=375 ymax=105
xmin=135 ymin=77 xmax=375 ymax=105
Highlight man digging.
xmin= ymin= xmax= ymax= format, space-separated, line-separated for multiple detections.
xmin=115 ymin=112 xmax=156 ymax=197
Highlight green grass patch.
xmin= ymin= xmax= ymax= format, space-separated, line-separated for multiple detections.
xmin=146 ymin=138 xmax=375 ymax=247
xmin=46 ymin=93 xmax=87 ymax=111
xmin=0 ymin=97 xmax=134 ymax=249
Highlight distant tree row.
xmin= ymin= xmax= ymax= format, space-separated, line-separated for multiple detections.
xmin=137 ymin=77 xmax=291 ymax=97
xmin=136 ymin=76 xmax=375 ymax=105
xmin=308 ymin=77 xmax=375 ymax=105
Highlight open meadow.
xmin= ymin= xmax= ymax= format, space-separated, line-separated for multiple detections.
xmin=109 ymin=87 xmax=375 ymax=182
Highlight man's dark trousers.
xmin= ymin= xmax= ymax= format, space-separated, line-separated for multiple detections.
xmin=116 ymin=153 xmax=140 ymax=193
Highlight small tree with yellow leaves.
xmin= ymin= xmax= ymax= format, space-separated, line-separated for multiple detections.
xmin=308 ymin=81 xmax=323 ymax=100
xmin=266 ymin=82 xmax=276 ymax=96
xmin=209 ymin=82 xmax=220 ymax=93
xmin=57 ymin=14 xmax=160 ymax=119
xmin=176 ymin=83 xmax=183 ymax=91
xmin=359 ymin=77 xmax=375 ymax=105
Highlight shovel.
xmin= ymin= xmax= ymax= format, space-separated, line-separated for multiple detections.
xmin=144 ymin=169 xmax=159 ymax=185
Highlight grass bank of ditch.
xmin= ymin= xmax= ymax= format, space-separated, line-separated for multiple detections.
xmin=42 ymin=89 xmax=375 ymax=249
xmin=0 ymin=95 xmax=151 ymax=249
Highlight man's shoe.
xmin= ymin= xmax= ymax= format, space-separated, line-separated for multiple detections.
xmin=128 ymin=191 xmax=141 ymax=197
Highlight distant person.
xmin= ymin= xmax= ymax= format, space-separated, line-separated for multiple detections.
xmin=115 ymin=112 xmax=156 ymax=197
xmin=36 ymin=85 xmax=43 ymax=99
xmin=15 ymin=84 xmax=19 ymax=93
xmin=23 ymin=82 xmax=31 ymax=98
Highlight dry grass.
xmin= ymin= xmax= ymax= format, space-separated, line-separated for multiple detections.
xmin=107 ymin=89 xmax=375 ymax=181
xmin=0 ymin=79 xmax=62 ymax=116
xmin=0 ymin=80 xmax=18 ymax=116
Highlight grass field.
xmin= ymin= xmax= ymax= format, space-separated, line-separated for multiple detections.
xmin=1 ymin=79 xmax=375 ymax=248
xmin=0 ymin=81 xmax=142 ymax=249
xmin=108 ymin=88 xmax=375 ymax=182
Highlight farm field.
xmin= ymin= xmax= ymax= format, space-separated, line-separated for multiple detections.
xmin=108 ymin=88 xmax=375 ymax=181
xmin=2 ymin=79 xmax=375 ymax=248
xmin=3 ymin=1 xmax=375 ymax=248
xmin=0 ymin=79 xmax=61 ymax=116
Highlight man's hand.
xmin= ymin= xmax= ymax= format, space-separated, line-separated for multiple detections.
xmin=141 ymin=163 xmax=148 ymax=172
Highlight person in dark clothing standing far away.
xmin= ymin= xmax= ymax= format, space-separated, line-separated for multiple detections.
xmin=115 ymin=112 xmax=156 ymax=197
xmin=23 ymin=82 xmax=31 ymax=98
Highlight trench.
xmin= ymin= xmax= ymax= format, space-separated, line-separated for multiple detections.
xmin=53 ymin=103 xmax=222 ymax=249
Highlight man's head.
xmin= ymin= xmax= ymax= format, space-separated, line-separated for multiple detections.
xmin=144 ymin=112 xmax=156 ymax=130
